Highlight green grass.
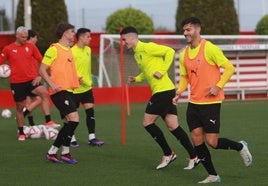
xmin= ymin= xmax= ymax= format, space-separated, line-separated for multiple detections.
xmin=0 ymin=100 xmax=267 ymax=186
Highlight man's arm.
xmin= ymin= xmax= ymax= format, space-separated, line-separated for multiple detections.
xmin=173 ymin=75 xmax=188 ymax=105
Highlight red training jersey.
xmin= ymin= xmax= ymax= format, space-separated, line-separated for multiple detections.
xmin=0 ymin=42 xmax=43 ymax=83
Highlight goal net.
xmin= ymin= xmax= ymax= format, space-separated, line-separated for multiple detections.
xmin=99 ymin=34 xmax=268 ymax=101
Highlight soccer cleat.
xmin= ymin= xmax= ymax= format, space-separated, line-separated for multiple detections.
xmin=18 ymin=134 xmax=26 ymax=141
xmin=156 ymin=151 xmax=177 ymax=170
xmin=239 ymin=140 xmax=252 ymax=167
xmin=45 ymin=121 xmax=61 ymax=129
xmin=198 ymin=175 xmax=221 ymax=184
xmin=88 ymin=138 xmax=104 ymax=147
xmin=46 ymin=153 xmax=63 ymax=163
xmin=184 ymin=156 xmax=201 ymax=170
xmin=70 ymin=141 xmax=80 ymax=148
xmin=61 ymin=153 xmax=78 ymax=164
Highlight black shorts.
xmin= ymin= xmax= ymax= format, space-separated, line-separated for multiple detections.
xmin=10 ymin=80 xmax=41 ymax=102
xmin=73 ymin=89 xmax=94 ymax=108
xmin=50 ymin=91 xmax=77 ymax=117
xmin=186 ymin=102 xmax=221 ymax=133
xmin=145 ymin=89 xmax=177 ymax=119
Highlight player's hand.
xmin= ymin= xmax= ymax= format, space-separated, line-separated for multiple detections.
xmin=32 ymin=76 xmax=42 ymax=86
xmin=78 ymin=77 xmax=83 ymax=84
xmin=172 ymin=93 xmax=180 ymax=105
xmin=50 ymin=83 xmax=61 ymax=93
xmin=205 ymin=85 xmax=221 ymax=97
xmin=153 ymin=71 xmax=163 ymax=79
xmin=128 ymin=76 xmax=136 ymax=83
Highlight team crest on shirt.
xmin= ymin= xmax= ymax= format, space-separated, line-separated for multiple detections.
xmin=197 ymin=60 xmax=201 ymax=66
xmin=25 ymin=47 xmax=29 ymax=52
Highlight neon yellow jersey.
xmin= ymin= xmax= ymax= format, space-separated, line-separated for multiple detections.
xmin=71 ymin=44 xmax=92 ymax=94
xmin=134 ymin=41 xmax=175 ymax=94
xmin=42 ymin=45 xmax=58 ymax=66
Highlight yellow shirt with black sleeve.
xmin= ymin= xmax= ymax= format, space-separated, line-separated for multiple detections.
xmin=177 ymin=40 xmax=235 ymax=104
xmin=71 ymin=44 xmax=93 ymax=94
xmin=134 ymin=41 xmax=175 ymax=95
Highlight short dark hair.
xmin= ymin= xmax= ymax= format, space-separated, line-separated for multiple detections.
xmin=120 ymin=26 xmax=138 ymax=35
xmin=76 ymin=28 xmax=91 ymax=40
xmin=181 ymin=17 xmax=201 ymax=27
xmin=27 ymin=29 xmax=38 ymax=40
xmin=55 ymin=23 xmax=75 ymax=39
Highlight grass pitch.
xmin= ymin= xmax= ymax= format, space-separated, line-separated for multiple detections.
xmin=0 ymin=100 xmax=267 ymax=186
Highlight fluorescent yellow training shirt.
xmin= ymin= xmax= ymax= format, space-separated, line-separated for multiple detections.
xmin=71 ymin=44 xmax=93 ymax=94
xmin=134 ymin=41 xmax=175 ymax=94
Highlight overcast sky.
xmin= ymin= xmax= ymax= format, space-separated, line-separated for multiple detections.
xmin=1 ymin=0 xmax=268 ymax=32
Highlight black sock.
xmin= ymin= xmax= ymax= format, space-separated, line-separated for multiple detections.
xmin=171 ymin=126 xmax=197 ymax=159
xmin=195 ymin=143 xmax=217 ymax=176
xmin=18 ymin=127 xmax=24 ymax=135
xmin=45 ymin=115 xmax=52 ymax=123
xmin=86 ymin=108 xmax=95 ymax=134
xmin=145 ymin=123 xmax=172 ymax=156
xmin=23 ymin=109 xmax=30 ymax=117
xmin=62 ymin=121 xmax=79 ymax=146
xmin=28 ymin=116 xmax=35 ymax=126
xmin=216 ymin=138 xmax=243 ymax=151
xmin=53 ymin=124 xmax=67 ymax=147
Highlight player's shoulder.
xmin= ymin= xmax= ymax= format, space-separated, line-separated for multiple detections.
xmin=204 ymin=40 xmax=221 ymax=51
xmin=3 ymin=42 xmax=16 ymax=50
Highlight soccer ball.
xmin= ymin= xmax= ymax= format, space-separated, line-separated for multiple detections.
xmin=43 ymin=127 xmax=59 ymax=140
xmin=37 ymin=125 xmax=46 ymax=137
xmin=28 ymin=126 xmax=42 ymax=139
xmin=0 ymin=64 xmax=11 ymax=78
xmin=1 ymin=109 xmax=12 ymax=118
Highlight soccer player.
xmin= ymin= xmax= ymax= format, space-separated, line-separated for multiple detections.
xmin=120 ymin=26 xmax=200 ymax=170
xmin=39 ymin=23 xmax=80 ymax=164
xmin=24 ymin=29 xmax=59 ymax=128
xmin=172 ymin=17 xmax=253 ymax=183
xmin=0 ymin=26 xmax=56 ymax=141
xmin=70 ymin=27 xmax=104 ymax=147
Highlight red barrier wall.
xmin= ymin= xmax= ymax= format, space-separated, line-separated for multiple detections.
xmin=0 ymin=86 xmax=152 ymax=108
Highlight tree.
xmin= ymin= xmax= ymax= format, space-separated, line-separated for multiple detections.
xmin=255 ymin=15 xmax=268 ymax=35
xmin=15 ymin=0 xmax=68 ymax=54
xmin=105 ymin=7 xmax=154 ymax=34
xmin=0 ymin=9 xmax=10 ymax=31
xmin=175 ymin=0 xmax=239 ymax=35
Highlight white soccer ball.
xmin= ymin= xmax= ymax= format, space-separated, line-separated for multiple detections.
xmin=29 ymin=126 xmax=42 ymax=139
xmin=0 ymin=64 xmax=11 ymax=78
xmin=1 ymin=109 xmax=12 ymax=118
xmin=37 ymin=124 xmax=46 ymax=137
xmin=44 ymin=127 xmax=59 ymax=140
xmin=23 ymin=126 xmax=31 ymax=138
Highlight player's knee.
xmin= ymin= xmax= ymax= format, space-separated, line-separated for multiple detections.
xmin=206 ymin=140 xmax=218 ymax=149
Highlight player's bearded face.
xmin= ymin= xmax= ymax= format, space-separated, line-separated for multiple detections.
xmin=183 ymin=23 xmax=196 ymax=43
